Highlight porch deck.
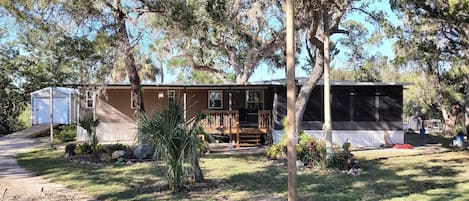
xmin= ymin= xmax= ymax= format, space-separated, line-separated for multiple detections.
xmin=200 ymin=110 xmax=272 ymax=147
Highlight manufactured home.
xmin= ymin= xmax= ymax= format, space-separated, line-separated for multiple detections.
xmin=73 ymin=79 xmax=404 ymax=148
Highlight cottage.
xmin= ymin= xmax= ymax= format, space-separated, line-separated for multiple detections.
xmin=74 ymin=79 xmax=404 ymax=148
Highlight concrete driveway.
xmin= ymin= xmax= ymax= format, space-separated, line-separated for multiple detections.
xmin=0 ymin=133 xmax=95 ymax=201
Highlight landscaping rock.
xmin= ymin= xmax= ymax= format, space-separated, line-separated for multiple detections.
xmin=296 ymin=160 xmax=304 ymax=170
xmin=100 ymin=153 xmax=112 ymax=162
xmin=133 ymin=144 xmax=154 ymax=159
xmin=112 ymin=150 xmax=126 ymax=159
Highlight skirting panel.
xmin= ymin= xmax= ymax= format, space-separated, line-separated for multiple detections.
xmin=272 ymin=130 xmax=404 ymax=148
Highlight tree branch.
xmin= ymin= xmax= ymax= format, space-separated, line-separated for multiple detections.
xmin=174 ymin=54 xmax=229 ymax=83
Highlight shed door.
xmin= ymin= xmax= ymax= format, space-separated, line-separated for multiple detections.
xmin=35 ymin=97 xmax=68 ymax=124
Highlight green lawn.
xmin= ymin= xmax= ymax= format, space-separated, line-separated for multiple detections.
xmin=17 ymin=148 xmax=469 ymax=201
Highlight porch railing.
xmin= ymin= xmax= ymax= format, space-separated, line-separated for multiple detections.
xmin=201 ymin=110 xmax=272 ymax=131
xmin=258 ymin=110 xmax=272 ymax=129
xmin=200 ymin=110 xmax=239 ymax=131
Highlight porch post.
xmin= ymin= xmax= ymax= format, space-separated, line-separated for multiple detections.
xmin=184 ymin=88 xmax=187 ymax=121
xmin=273 ymin=87 xmax=278 ymax=129
xmin=49 ymin=86 xmax=54 ymax=148
xmin=229 ymin=90 xmax=233 ymax=146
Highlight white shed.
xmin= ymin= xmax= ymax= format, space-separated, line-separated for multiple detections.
xmin=31 ymin=87 xmax=78 ymax=125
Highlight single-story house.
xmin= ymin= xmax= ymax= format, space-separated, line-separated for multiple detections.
xmin=72 ymin=78 xmax=404 ymax=148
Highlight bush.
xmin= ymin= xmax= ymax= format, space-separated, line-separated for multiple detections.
xmin=198 ymin=139 xmax=209 ymax=154
xmin=55 ymin=125 xmax=77 ymax=142
xmin=454 ymin=125 xmax=466 ymax=136
xmin=65 ymin=143 xmax=77 ymax=156
xmin=266 ymin=132 xmax=356 ymax=170
xmin=265 ymin=144 xmax=283 ymax=159
xmin=95 ymin=144 xmax=107 ymax=154
xmin=75 ymin=143 xmax=92 ymax=155
xmin=104 ymin=143 xmax=127 ymax=154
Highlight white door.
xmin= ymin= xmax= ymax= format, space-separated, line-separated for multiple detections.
xmin=35 ymin=97 xmax=68 ymax=124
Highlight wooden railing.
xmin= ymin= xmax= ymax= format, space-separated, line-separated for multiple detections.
xmin=201 ymin=110 xmax=272 ymax=131
xmin=200 ymin=110 xmax=239 ymax=131
xmin=258 ymin=110 xmax=272 ymax=129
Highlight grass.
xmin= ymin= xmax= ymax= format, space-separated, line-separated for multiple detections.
xmin=17 ymin=147 xmax=469 ymax=201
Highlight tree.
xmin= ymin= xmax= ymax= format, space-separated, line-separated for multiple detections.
xmin=149 ymin=0 xmax=286 ymax=84
xmin=0 ymin=67 xmax=26 ymax=135
xmin=293 ymin=0 xmax=393 ymax=158
xmin=336 ymin=20 xmax=369 ymax=80
xmin=391 ymin=0 xmax=469 ymax=135
xmin=0 ymin=0 xmax=163 ymax=116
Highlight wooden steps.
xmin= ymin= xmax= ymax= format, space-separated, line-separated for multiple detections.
xmin=237 ymin=131 xmax=263 ymax=147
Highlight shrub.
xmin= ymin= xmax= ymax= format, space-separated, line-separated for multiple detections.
xmin=95 ymin=144 xmax=107 ymax=154
xmin=55 ymin=125 xmax=77 ymax=142
xmin=266 ymin=131 xmax=356 ymax=170
xmin=342 ymin=140 xmax=351 ymax=152
xmin=75 ymin=143 xmax=92 ymax=155
xmin=104 ymin=143 xmax=127 ymax=154
xmin=65 ymin=143 xmax=77 ymax=156
xmin=265 ymin=144 xmax=283 ymax=159
xmin=198 ymin=139 xmax=209 ymax=154
xmin=454 ymin=125 xmax=466 ymax=136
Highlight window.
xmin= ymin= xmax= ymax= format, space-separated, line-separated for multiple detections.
xmin=168 ymin=90 xmax=175 ymax=101
xmin=246 ymin=90 xmax=264 ymax=112
xmin=208 ymin=90 xmax=223 ymax=109
xmin=131 ymin=91 xmax=136 ymax=109
xmin=85 ymin=90 xmax=95 ymax=108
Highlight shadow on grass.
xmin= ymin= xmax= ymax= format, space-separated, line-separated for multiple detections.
xmin=17 ymin=149 xmax=469 ymax=201
xmin=405 ymin=133 xmax=453 ymax=148
xmin=222 ymin=156 xmax=469 ymax=201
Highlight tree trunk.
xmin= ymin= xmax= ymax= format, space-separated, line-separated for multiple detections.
xmin=114 ymin=3 xmax=145 ymax=115
xmin=286 ymin=0 xmax=297 ymax=199
xmin=295 ymin=48 xmax=324 ymax=131
xmin=441 ymin=107 xmax=458 ymax=136
xmin=322 ymin=12 xmax=333 ymax=160
xmin=191 ymin=156 xmax=204 ymax=182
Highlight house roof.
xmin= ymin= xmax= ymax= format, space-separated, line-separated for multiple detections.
xmin=64 ymin=78 xmax=407 ymax=89
xmin=250 ymin=78 xmax=409 ymax=86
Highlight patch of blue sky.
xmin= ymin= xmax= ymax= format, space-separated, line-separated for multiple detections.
xmin=250 ymin=0 xmax=403 ymax=82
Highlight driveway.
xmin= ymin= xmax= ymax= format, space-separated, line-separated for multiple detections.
xmin=0 ymin=134 xmax=95 ymax=201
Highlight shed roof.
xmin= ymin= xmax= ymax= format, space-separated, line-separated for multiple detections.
xmin=31 ymin=87 xmax=78 ymax=96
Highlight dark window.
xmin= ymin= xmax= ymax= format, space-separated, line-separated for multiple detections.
xmin=86 ymin=91 xmax=94 ymax=108
xmin=303 ymin=86 xmax=323 ymax=121
xmin=353 ymin=86 xmax=376 ymax=121
xmin=378 ymin=86 xmax=402 ymax=121
xmin=332 ymin=87 xmax=351 ymax=121
xmin=208 ymin=90 xmax=223 ymax=109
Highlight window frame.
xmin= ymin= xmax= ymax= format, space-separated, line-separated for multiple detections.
xmin=85 ymin=90 xmax=95 ymax=108
xmin=168 ymin=90 xmax=175 ymax=101
xmin=208 ymin=90 xmax=223 ymax=109
xmin=246 ymin=90 xmax=264 ymax=110
xmin=130 ymin=91 xmax=136 ymax=109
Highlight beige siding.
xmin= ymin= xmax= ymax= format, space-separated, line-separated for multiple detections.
xmin=80 ymin=87 xmax=273 ymax=142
